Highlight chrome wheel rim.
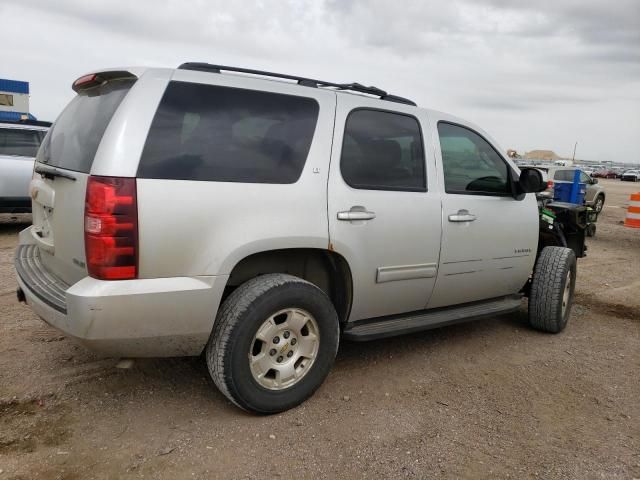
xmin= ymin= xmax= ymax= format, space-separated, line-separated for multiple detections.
xmin=249 ymin=308 xmax=320 ymax=390
xmin=595 ymin=198 xmax=603 ymax=212
xmin=562 ymin=271 xmax=572 ymax=318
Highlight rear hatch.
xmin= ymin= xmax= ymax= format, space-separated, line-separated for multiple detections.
xmin=30 ymin=75 xmax=135 ymax=285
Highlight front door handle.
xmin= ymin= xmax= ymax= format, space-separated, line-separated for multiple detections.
xmin=337 ymin=206 xmax=376 ymax=221
xmin=448 ymin=209 xmax=477 ymax=222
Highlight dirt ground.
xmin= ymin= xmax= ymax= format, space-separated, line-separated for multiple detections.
xmin=1 ymin=179 xmax=639 ymax=479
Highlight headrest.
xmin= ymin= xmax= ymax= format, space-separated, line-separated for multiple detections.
xmin=364 ymin=139 xmax=401 ymax=170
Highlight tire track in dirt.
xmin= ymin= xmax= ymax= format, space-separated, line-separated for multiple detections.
xmin=575 ymin=292 xmax=639 ymax=321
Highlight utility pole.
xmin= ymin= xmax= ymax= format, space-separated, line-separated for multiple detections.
xmin=572 ymin=141 xmax=578 ymax=161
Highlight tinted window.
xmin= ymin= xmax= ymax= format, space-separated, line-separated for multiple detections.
xmin=138 ymin=82 xmax=319 ymax=183
xmin=438 ymin=122 xmax=510 ymax=195
xmin=340 ymin=109 xmax=425 ymax=191
xmin=553 ymin=170 xmax=577 ymax=181
xmin=41 ymin=79 xmax=133 ymax=173
xmin=0 ymin=128 xmax=45 ymax=157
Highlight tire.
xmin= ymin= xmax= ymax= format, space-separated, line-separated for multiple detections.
xmin=528 ymin=246 xmax=576 ymax=333
xmin=206 ymin=274 xmax=340 ymax=414
xmin=586 ymin=224 xmax=596 ymax=237
xmin=593 ymin=195 xmax=604 ymax=213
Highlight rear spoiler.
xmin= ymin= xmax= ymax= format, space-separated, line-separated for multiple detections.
xmin=72 ymin=70 xmax=137 ymax=93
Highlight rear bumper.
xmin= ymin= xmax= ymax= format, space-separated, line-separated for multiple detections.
xmin=15 ymin=242 xmax=228 ymax=357
xmin=0 ymin=196 xmax=31 ymax=213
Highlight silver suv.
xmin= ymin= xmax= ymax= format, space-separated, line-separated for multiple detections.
xmin=536 ymin=166 xmax=606 ymax=212
xmin=15 ymin=64 xmax=579 ymax=413
xmin=0 ymin=120 xmax=49 ymax=213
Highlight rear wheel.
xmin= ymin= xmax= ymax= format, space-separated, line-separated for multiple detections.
xmin=206 ymin=274 xmax=339 ymax=413
xmin=528 ymin=247 xmax=576 ymax=333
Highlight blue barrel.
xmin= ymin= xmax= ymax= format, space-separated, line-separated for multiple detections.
xmin=554 ymin=182 xmax=586 ymax=204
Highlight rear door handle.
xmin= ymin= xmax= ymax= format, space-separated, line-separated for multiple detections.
xmin=337 ymin=207 xmax=376 ymax=221
xmin=448 ymin=209 xmax=477 ymax=222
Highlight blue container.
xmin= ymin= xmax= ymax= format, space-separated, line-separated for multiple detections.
xmin=554 ymin=182 xmax=586 ymax=204
xmin=0 ymin=79 xmax=29 ymax=94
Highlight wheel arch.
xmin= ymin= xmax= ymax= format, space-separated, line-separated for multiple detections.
xmin=224 ymin=248 xmax=353 ymax=325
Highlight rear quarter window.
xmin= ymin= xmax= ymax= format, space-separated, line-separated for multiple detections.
xmin=137 ymin=82 xmax=319 ymax=183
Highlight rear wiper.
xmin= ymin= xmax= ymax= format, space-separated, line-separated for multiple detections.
xmin=34 ymin=164 xmax=77 ymax=181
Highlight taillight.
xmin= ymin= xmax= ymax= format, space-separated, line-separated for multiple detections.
xmin=84 ymin=176 xmax=138 ymax=280
xmin=547 ymin=180 xmax=554 ymax=189
xmin=72 ymin=74 xmax=101 ymax=91
xmin=72 ymin=71 xmax=137 ymax=92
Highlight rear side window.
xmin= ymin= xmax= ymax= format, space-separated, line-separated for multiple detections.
xmin=41 ymin=79 xmax=134 ymax=173
xmin=0 ymin=128 xmax=45 ymax=157
xmin=138 ymin=82 xmax=320 ymax=183
xmin=340 ymin=109 xmax=426 ymax=191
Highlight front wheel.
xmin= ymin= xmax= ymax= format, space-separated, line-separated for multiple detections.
xmin=206 ymin=274 xmax=340 ymax=413
xmin=593 ymin=195 xmax=604 ymax=213
xmin=528 ymin=247 xmax=577 ymax=333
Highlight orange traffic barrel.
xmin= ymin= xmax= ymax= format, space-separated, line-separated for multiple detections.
xmin=624 ymin=192 xmax=640 ymax=228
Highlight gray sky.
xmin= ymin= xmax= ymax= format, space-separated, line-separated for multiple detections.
xmin=3 ymin=0 xmax=639 ymax=162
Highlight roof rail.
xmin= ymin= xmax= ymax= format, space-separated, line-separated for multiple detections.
xmin=178 ymin=62 xmax=416 ymax=106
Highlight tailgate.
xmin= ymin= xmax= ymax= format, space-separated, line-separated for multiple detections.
xmin=30 ymin=77 xmax=135 ymax=286
xmin=30 ymin=172 xmax=90 ymax=285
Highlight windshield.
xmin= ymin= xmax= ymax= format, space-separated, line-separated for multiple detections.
xmin=40 ymin=79 xmax=134 ymax=173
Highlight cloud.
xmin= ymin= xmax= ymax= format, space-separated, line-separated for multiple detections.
xmin=2 ymin=0 xmax=639 ymax=162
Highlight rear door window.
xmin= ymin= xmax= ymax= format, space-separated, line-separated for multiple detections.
xmin=340 ymin=109 xmax=426 ymax=191
xmin=41 ymin=79 xmax=134 ymax=173
xmin=137 ymin=82 xmax=320 ymax=183
xmin=0 ymin=128 xmax=45 ymax=157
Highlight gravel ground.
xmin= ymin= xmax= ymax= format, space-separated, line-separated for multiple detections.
xmin=1 ymin=179 xmax=638 ymax=479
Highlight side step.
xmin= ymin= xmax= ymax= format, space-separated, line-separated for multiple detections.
xmin=343 ymin=295 xmax=523 ymax=342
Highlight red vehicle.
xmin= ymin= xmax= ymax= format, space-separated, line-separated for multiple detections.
xmin=592 ymin=169 xmax=617 ymax=179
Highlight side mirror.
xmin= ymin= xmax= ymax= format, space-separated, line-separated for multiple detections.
xmin=592 ymin=178 xmax=598 ymax=184
xmin=517 ymin=168 xmax=545 ymax=195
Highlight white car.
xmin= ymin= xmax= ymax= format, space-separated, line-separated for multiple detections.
xmin=621 ymin=170 xmax=640 ymax=182
xmin=0 ymin=120 xmax=50 ymax=213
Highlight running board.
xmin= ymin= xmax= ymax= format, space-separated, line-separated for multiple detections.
xmin=343 ymin=295 xmax=523 ymax=342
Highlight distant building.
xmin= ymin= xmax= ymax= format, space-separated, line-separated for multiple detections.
xmin=0 ymin=78 xmax=36 ymax=122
